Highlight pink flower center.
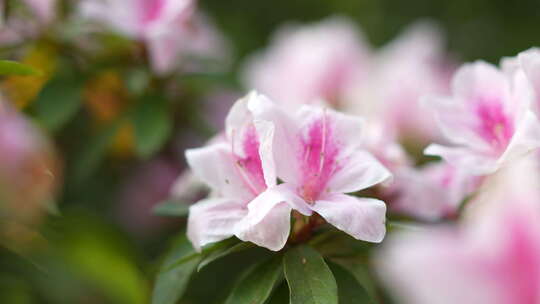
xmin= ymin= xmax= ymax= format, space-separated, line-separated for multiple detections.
xmin=299 ymin=113 xmax=340 ymax=202
xmin=475 ymin=100 xmax=514 ymax=153
xmin=232 ymin=125 xmax=266 ymax=197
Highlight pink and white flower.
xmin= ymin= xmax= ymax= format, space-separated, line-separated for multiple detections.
xmin=80 ymin=0 xmax=227 ymax=75
xmin=384 ymin=162 xmax=481 ymax=221
xmin=352 ymin=22 xmax=455 ymax=144
xmin=378 ymin=198 xmax=540 ymax=304
xmin=239 ymin=98 xmax=392 ymax=243
xmin=424 ymin=61 xmax=540 ymax=175
xmin=185 ymin=92 xmax=291 ymax=251
xmin=242 ymin=17 xmax=370 ymax=109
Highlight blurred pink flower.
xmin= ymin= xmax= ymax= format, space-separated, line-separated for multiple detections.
xmin=243 ymin=17 xmax=370 ymax=109
xmin=378 ymin=198 xmax=540 ymax=304
xmin=241 ymin=97 xmax=391 ymax=243
xmin=424 ymin=61 xmax=540 ymax=175
xmin=383 ymin=162 xmax=481 ymax=221
xmin=350 ymin=22 xmax=455 ymax=144
xmin=22 ymin=0 xmax=56 ymax=24
xmin=0 ymin=99 xmax=60 ymax=226
xmin=0 ymin=0 xmax=56 ymax=45
xmin=80 ymin=0 xmax=228 ymax=74
xmin=186 ymin=92 xmax=290 ymax=251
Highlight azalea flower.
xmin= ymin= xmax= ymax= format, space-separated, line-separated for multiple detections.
xmin=378 ymin=197 xmax=540 ymax=304
xmin=239 ymin=97 xmax=392 ymax=243
xmin=424 ymin=61 xmax=540 ymax=175
xmin=80 ymin=0 xmax=228 ymax=75
xmin=185 ymin=92 xmax=291 ymax=251
xmin=242 ymin=17 xmax=370 ymax=109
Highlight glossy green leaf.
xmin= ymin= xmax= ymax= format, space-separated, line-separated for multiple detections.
xmin=32 ymin=76 xmax=83 ymax=132
xmin=0 ymin=60 xmax=41 ymax=76
xmin=198 ymin=242 xmax=255 ymax=272
xmin=152 ymin=200 xmax=190 ymax=217
xmin=283 ymin=245 xmax=338 ymax=304
xmin=328 ymin=262 xmax=373 ymax=304
xmin=224 ymin=255 xmax=283 ymax=304
xmin=133 ymin=95 xmax=172 ymax=159
xmin=152 ymin=235 xmax=201 ymax=304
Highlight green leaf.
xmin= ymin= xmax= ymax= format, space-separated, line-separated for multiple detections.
xmin=224 ymin=255 xmax=283 ymax=304
xmin=72 ymin=119 xmax=122 ymax=183
xmin=32 ymin=76 xmax=83 ymax=132
xmin=197 ymin=242 xmax=255 ymax=272
xmin=328 ymin=262 xmax=373 ymax=304
xmin=163 ymin=238 xmax=237 ymax=272
xmin=0 ymin=60 xmax=41 ymax=76
xmin=132 ymin=95 xmax=172 ymax=159
xmin=152 ymin=235 xmax=201 ymax=304
xmin=152 ymin=200 xmax=190 ymax=217
xmin=266 ymin=283 xmax=290 ymax=304
xmin=283 ymin=245 xmax=338 ymax=304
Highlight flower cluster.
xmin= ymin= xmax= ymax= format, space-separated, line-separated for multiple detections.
xmin=183 ymin=17 xmax=540 ymax=301
xmin=186 ymin=92 xmax=391 ymax=251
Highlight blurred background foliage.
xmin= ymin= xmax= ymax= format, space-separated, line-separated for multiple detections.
xmin=1 ymin=0 xmax=540 ymax=303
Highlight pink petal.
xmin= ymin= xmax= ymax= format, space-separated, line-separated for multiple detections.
xmin=312 ymin=193 xmax=386 ymax=243
xmin=187 ymin=198 xmax=246 ymax=251
xmin=248 ymin=95 xmax=303 ymax=184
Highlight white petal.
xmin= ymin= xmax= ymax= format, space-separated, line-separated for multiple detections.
xmin=327 ymin=150 xmax=391 ymax=193
xmin=424 ymin=144 xmax=498 ymax=175
xmin=187 ymin=198 xmax=246 ymax=251
xmin=253 ymin=119 xmax=277 ymax=187
xmin=498 ymin=110 xmax=540 ymax=167
xmin=313 ymin=193 xmax=387 ymax=243
xmin=185 ymin=143 xmax=253 ymax=202
xmin=235 ymin=202 xmax=292 ymax=251
xmin=244 ymin=184 xmax=312 ymax=224
xmin=518 ymin=48 xmax=540 ymax=103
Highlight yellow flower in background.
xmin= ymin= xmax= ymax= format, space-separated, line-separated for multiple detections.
xmin=2 ymin=42 xmax=57 ymax=109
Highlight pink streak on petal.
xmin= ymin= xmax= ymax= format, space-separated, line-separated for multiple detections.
xmin=494 ymin=212 xmax=540 ymax=304
xmin=233 ymin=125 xmax=266 ymax=196
xmin=475 ymin=100 xmax=514 ymax=152
xmin=299 ymin=114 xmax=341 ymax=202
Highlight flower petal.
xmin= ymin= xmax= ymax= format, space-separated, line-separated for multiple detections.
xmin=187 ymin=198 xmax=246 ymax=251
xmin=327 ymin=150 xmax=391 ymax=194
xmin=248 ymin=96 xmax=302 ymax=184
xmin=424 ymin=144 xmax=499 ymax=175
xmin=313 ymin=193 xmax=387 ymax=243
xmin=235 ymin=201 xmax=292 ymax=251
xmin=498 ymin=110 xmax=540 ymax=167
xmin=185 ymin=143 xmax=253 ymax=202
